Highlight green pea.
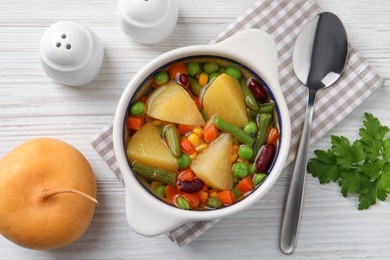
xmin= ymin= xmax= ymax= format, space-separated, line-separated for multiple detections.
xmin=226 ymin=66 xmax=242 ymax=80
xmin=243 ymin=121 xmax=257 ymax=135
xmin=206 ymin=197 xmax=222 ymax=209
xmin=204 ymin=62 xmax=220 ymax=73
xmin=186 ymin=62 xmax=200 ymax=76
xmin=154 ymin=71 xmax=169 ymax=85
xmin=232 ymin=162 xmax=249 ymax=179
xmin=129 ymin=101 xmax=145 ymax=116
xmin=253 ymin=173 xmax=267 ymax=186
xmin=155 ymin=184 xmax=166 ymax=198
xmin=233 ymin=187 xmax=242 ymax=199
xmin=209 ymin=72 xmax=220 ymax=82
xmin=178 ymin=154 xmax=191 ymax=169
xmin=238 ymin=145 xmax=253 ymax=160
xmin=218 ymin=66 xmax=226 ymax=73
xmin=176 ymin=196 xmax=190 ymax=210
xmin=190 ymin=76 xmax=202 ymax=96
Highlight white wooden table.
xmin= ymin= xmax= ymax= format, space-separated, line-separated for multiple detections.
xmin=1 ymin=0 xmax=390 ymax=259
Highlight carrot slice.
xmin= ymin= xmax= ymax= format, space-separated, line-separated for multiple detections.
xmin=168 ymin=63 xmax=187 ymax=79
xmin=217 ymin=190 xmax=235 ymax=205
xmin=181 ymin=138 xmax=195 ymax=155
xmin=127 ymin=116 xmax=144 ymax=130
xmin=236 ymin=176 xmax=254 ymax=194
xmin=197 ymin=190 xmax=208 ymax=204
xmin=203 ymin=123 xmax=218 ymax=143
xmin=178 ymin=169 xmax=195 ymax=182
xmin=266 ymin=127 xmax=279 ymax=144
xmin=165 ymin=185 xmax=177 ymax=202
xmin=194 ymin=96 xmax=202 ymax=109
xmin=178 ymin=124 xmax=194 ymax=135
xmin=179 ymin=192 xmax=200 ymax=209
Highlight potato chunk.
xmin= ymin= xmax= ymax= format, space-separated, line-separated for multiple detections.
xmin=147 ymin=81 xmax=205 ymax=126
xmin=126 ymin=123 xmax=178 ymax=171
xmin=202 ymin=73 xmax=248 ymax=127
xmin=190 ymin=133 xmax=233 ymax=190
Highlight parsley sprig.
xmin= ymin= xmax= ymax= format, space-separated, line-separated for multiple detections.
xmin=307 ymin=113 xmax=390 ymax=210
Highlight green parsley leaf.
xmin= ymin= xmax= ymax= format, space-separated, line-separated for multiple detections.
xmin=377 ymin=167 xmax=390 ymax=194
xmin=382 ymin=138 xmax=390 ymax=161
xmin=307 ymin=113 xmax=390 ymax=210
xmin=358 ymin=182 xmax=377 ymax=210
xmin=307 ymin=149 xmax=339 ymax=184
xmin=339 ymin=169 xmax=368 ymax=197
xmin=359 ymin=113 xmax=389 ymax=161
xmin=331 ymin=136 xmax=365 ymax=168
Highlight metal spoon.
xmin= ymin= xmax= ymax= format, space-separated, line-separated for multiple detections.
xmin=280 ymin=12 xmax=348 ymax=254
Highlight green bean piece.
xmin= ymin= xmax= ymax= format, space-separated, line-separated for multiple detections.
xmin=129 ymin=101 xmax=145 ymax=116
xmin=186 ymin=62 xmax=200 ymax=76
xmin=259 ymin=102 xmax=275 ymax=114
xmin=163 ymin=124 xmax=181 ymax=157
xmin=247 ymin=108 xmax=259 ymax=119
xmin=178 ymin=154 xmax=191 ymax=169
xmin=213 ymin=116 xmax=254 ymax=146
xmin=249 ymin=163 xmax=256 ymax=175
xmin=253 ymin=173 xmax=267 ymax=186
xmin=225 ymin=66 xmax=242 ymax=80
xmin=190 ymin=76 xmax=202 ymax=96
xmin=155 ymin=184 xmax=166 ymax=198
xmin=252 ymin=113 xmax=272 ymax=160
xmin=206 ymin=197 xmax=222 ymax=209
xmin=233 ymin=162 xmax=250 ymax=179
xmin=238 ymin=145 xmax=254 ymax=160
xmin=132 ymin=162 xmax=177 ymax=184
xmin=243 ymin=121 xmax=258 ymax=135
xmin=176 ymin=196 xmax=190 ymax=210
xmin=203 ymin=62 xmax=220 ymax=73
xmin=200 ymin=110 xmax=209 ymax=121
xmin=240 ymin=78 xmax=259 ymax=110
xmin=154 ymin=71 xmax=169 ymax=85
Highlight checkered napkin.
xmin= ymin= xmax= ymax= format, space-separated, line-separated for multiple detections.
xmin=91 ymin=0 xmax=383 ymax=247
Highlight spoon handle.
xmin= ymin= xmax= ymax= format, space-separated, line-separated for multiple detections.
xmin=280 ymin=90 xmax=316 ymax=254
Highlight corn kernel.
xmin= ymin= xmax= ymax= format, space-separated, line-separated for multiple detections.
xmin=199 ymin=72 xmax=209 ymax=87
xmin=195 ymin=143 xmax=208 ymax=153
xmin=187 ymin=133 xmax=201 ymax=147
xmin=152 ymin=120 xmax=164 ymax=126
xmin=208 ymin=190 xmax=217 ymax=198
xmin=230 ymin=153 xmax=238 ymax=163
xmin=231 ymin=144 xmax=239 ymax=162
xmin=189 ymin=152 xmax=198 ymax=160
xmin=192 ymin=127 xmax=202 ymax=136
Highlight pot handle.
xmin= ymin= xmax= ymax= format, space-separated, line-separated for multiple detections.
xmin=212 ymin=29 xmax=279 ymax=90
xmin=124 ymin=178 xmax=188 ymax=236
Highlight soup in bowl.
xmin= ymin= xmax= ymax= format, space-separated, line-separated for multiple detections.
xmin=113 ymin=29 xmax=291 ymax=236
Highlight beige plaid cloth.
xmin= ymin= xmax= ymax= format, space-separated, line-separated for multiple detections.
xmin=91 ymin=0 xmax=383 ymax=247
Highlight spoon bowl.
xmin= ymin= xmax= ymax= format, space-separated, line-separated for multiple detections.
xmin=280 ymin=12 xmax=348 ymax=254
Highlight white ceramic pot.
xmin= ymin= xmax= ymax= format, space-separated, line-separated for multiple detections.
xmin=113 ymin=29 xmax=291 ymax=236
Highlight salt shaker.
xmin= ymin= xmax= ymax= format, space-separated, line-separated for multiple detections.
xmin=118 ymin=0 xmax=179 ymax=44
xmin=40 ymin=21 xmax=104 ymax=86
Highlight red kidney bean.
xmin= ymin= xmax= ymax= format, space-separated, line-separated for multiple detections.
xmin=248 ymin=77 xmax=267 ymax=103
xmin=176 ymin=73 xmax=190 ymax=90
xmin=255 ymin=143 xmax=276 ymax=173
xmin=177 ymin=179 xmax=204 ymax=193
